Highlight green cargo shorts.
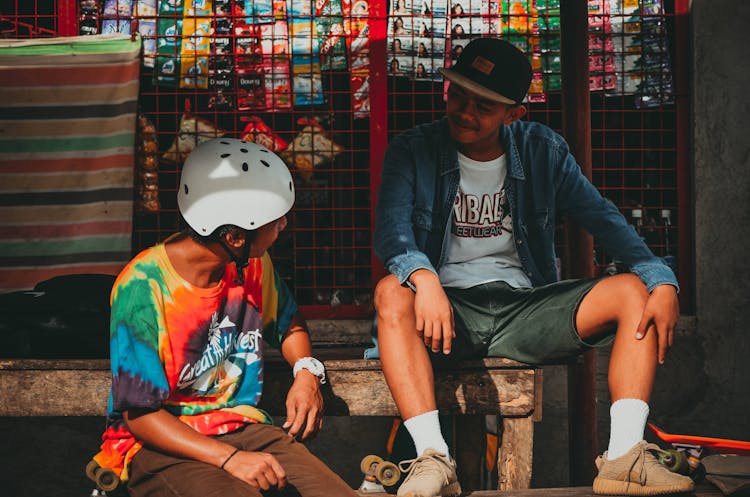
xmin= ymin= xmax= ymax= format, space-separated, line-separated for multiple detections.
xmin=431 ymin=278 xmax=614 ymax=365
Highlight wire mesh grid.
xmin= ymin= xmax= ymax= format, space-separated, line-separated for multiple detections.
xmin=0 ymin=0 xmax=690 ymax=313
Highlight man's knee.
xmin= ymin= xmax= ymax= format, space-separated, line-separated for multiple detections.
xmin=591 ymin=273 xmax=649 ymax=320
xmin=373 ymin=275 xmax=415 ymax=323
xmin=578 ymin=274 xmax=650 ymax=335
xmin=613 ymin=273 xmax=649 ymax=308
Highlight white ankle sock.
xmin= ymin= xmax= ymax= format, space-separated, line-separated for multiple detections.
xmin=403 ymin=410 xmax=450 ymax=457
xmin=607 ymin=398 xmax=650 ymax=460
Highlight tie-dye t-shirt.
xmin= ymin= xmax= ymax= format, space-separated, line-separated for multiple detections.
xmin=93 ymin=242 xmax=297 ymax=481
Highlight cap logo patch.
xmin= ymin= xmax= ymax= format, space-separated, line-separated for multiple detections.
xmin=471 ymin=56 xmax=495 ymax=75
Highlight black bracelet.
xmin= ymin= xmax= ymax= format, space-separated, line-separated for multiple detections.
xmin=220 ymin=448 xmax=240 ymax=470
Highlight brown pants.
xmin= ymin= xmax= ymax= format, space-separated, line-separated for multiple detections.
xmin=127 ymin=423 xmax=358 ymax=497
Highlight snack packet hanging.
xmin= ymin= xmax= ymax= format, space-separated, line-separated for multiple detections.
xmin=102 ymin=0 xmax=134 ymax=34
xmin=135 ymin=114 xmax=160 ymax=213
xmin=161 ymin=111 xmax=226 ymax=164
xmin=239 ymin=116 xmax=289 ymax=152
xmin=281 ymin=117 xmax=344 ymax=183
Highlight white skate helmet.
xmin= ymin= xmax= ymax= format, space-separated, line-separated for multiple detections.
xmin=178 ymin=138 xmax=295 ymax=236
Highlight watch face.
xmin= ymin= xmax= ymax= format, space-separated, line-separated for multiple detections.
xmin=296 ymin=357 xmax=325 ymax=377
xmin=306 ymin=358 xmax=324 ymax=375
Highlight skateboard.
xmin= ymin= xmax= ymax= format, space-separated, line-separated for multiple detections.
xmin=648 ymin=422 xmax=750 ymax=477
xmin=85 ymin=459 xmax=120 ymax=493
xmin=360 ymin=454 xmax=402 ymax=488
xmin=648 ymin=423 xmax=750 ymax=456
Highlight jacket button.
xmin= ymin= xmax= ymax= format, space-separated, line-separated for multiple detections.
xmin=517 ymin=239 xmax=522 ymax=245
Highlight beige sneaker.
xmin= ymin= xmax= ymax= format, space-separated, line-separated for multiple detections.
xmin=593 ymin=440 xmax=695 ymax=496
xmin=396 ymin=449 xmax=462 ymax=497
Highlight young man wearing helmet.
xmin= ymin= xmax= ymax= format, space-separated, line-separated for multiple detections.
xmin=91 ymin=138 xmax=359 ymax=497
xmin=373 ymin=38 xmax=694 ymax=497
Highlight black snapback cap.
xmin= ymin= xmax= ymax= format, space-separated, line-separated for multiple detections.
xmin=438 ymin=37 xmax=533 ymax=104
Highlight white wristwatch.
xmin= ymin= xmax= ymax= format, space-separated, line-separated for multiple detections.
xmin=293 ymin=356 xmax=327 ymax=384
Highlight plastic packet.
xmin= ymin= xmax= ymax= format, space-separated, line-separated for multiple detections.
xmin=239 ymin=116 xmax=289 ymax=152
xmin=135 ymin=114 xmax=160 ymax=213
xmin=161 ymin=112 xmax=226 ymax=165
xmin=281 ymin=118 xmax=344 ymax=183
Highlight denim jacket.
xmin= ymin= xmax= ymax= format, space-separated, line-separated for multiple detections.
xmin=374 ymin=117 xmax=678 ymax=292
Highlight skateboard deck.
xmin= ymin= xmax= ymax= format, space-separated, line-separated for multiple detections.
xmin=647 ymin=423 xmax=750 ymax=456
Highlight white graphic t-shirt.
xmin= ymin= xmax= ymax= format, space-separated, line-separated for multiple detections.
xmin=438 ymin=152 xmax=532 ymax=289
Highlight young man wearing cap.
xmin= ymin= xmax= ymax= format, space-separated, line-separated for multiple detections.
xmin=89 ymin=138 xmax=359 ymax=497
xmin=373 ymin=37 xmax=694 ymax=497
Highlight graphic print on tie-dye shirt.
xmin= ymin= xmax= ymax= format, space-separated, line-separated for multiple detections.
xmin=93 ymin=242 xmax=297 ymax=480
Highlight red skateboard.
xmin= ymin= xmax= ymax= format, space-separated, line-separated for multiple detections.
xmin=648 ymin=423 xmax=750 ymax=456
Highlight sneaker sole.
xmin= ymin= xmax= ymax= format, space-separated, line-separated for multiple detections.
xmin=398 ymin=481 xmax=462 ymax=497
xmin=593 ymin=476 xmax=695 ymax=496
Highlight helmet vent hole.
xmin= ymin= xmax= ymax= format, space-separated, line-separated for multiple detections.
xmin=250 ymin=221 xmax=255 ymax=226
xmin=242 ymin=162 xmax=249 ymax=171
xmin=184 ymin=184 xmax=189 ymax=194
xmin=260 ymin=149 xmax=269 ymax=153
xmin=240 ymin=148 xmax=248 ymax=153
xmin=288 ymin=181 xmax=293 ymax=191
xmin=260 ymin=160 xmax=270 ymax=167
xmin=221 ymin=153 xmax=231 ymax=158
xmin=220 ymin=140 xmax=230 ymax=145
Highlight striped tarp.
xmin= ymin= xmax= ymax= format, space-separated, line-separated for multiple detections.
xmin=0 ymin=34 xmax=142 ymax=293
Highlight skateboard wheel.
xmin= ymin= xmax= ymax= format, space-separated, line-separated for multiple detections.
xmin=360 ymin=454 xmax=384 ymax=474
xmin=672 ymin=450 xmax=690 ymax=475
xmin=85 ymin=460 xmax=100 ymax=482
xmin=96 ymin=467 xmax=120 ymax=492
xmin=376 ymin=461 xmax=401 ymax=487
xmin=659 ymin=449 xmax=689 ymax=474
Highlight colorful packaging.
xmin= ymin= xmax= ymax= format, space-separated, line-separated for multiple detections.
xmin=316 ymin=1 xmax=348 ymax=71
xmin=161 ymin=112 xmax=226 ymax=164
xmin=158 ymin=0 xmax=183 ymax=15
xmin=135 ymin=114 xmax=161 ymax=213
xmin=281 ymin=118 xmax=344 ymax=183
xmin=102 ymin=0 xmax=133 ymax=34
xmin=239 ymin=116 xmax=289 ymax=152
xmin=236 ymin=69 xmax=267 ymax=110
xmin=79 ymin=1 xmax=101 ymax=36
xmin=289 ymin=17 xmax=325 ymax=106
xmin=135 ymin=0 xmax=158 ymax=67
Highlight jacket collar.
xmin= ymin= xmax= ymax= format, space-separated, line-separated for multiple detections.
xmin=500 ymin=122 xmax=526 ymax=181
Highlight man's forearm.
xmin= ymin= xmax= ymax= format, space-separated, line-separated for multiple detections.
xmin=280 ymin=312 xmax=313 ymax=367
xmin=124 ymin=408 xmax=236 ymax=468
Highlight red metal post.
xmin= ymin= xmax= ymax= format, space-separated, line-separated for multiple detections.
xmin=560 ymin=0 xmax=598 ymax=486
xmin=369 ymin=1 xmax=389 ymax=287
xmin=56 ymin=0 xmax=79 ymax=36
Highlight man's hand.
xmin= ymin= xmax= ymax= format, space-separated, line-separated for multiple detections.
xmin=222 ymin=450 xmax=287 ymax=490
xmin=410 ymin=269 xmax=455 ymax=354
xmin=634 ymin=284 xmax=680 ymax=364
xmin=282 ymin=370 xmax=323 ymax=440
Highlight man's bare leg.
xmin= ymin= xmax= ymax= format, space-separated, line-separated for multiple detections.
xmin=579 ymin=275 xmax=694 ymax=495
xmin=374 ymin=274 xmax=439 ymax=420
xmin=576 ymin=273 xmax=656 ymax=459
xmin=374 ymin=275 xmax=460 ymax=497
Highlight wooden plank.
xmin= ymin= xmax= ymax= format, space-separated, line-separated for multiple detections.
xmin=306 ymin=319 xmax=374 ymax=345
xmin=0 ymin=358 xmax=538 ymax=418
xmin=356 ymin=484 xmax=723 ymax=497
xmin=498 ymin=417 xmax=534 ymax=490
xmin=257 ymin=360 xmax=537 ymax=417
xmin=0 ymin=368 xmax=110 ymax=416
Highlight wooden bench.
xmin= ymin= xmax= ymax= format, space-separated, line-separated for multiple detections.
xmin=0 ymin=320 xmax=542 ymax=491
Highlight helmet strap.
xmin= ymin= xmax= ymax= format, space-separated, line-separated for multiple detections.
xmin=217 ymin=232 xmax=251 ymax=285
